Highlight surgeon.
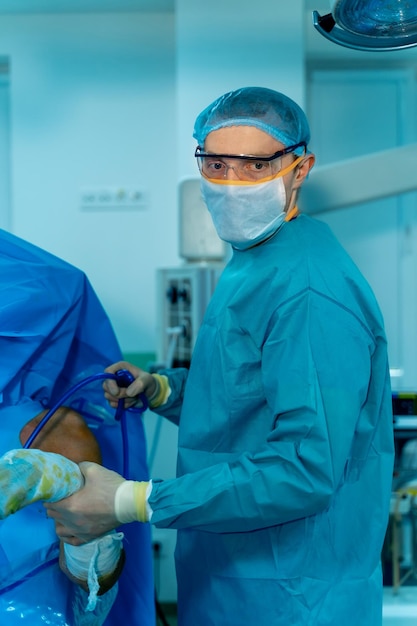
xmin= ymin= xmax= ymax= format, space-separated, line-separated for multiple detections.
xmin=46 ymin=87 xmax=395 ymax=626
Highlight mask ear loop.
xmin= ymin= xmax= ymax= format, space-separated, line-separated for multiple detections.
xmin=204 ymin=154 xmax=305 ymax=186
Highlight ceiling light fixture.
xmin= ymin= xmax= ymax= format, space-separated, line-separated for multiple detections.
xmin=313 ymin=0 xmax=417 ymax=51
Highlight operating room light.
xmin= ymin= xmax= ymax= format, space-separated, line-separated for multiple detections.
xmin=313 ymin=0 xmax=417 ymax=51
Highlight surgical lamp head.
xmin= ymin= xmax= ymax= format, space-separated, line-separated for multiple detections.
xmin=193 ymin=86 xmax=310 ymax=157
xmin=313 ymin=0 xmax=417 ymax=51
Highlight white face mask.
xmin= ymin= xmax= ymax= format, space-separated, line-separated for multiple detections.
xmin=201 ymin=175 xmax=287 ymax=250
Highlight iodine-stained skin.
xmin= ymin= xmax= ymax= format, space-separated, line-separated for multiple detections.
xmin=0 ymin=448 xmax=83 ymax=518
xmin=19 ymin=407 xmax=102 ymax=464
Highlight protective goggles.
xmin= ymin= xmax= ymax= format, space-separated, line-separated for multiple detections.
xmin=194 ymin=141 xmax=306 ymax=182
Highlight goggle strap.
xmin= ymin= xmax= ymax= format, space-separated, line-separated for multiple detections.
xmin=285 ymin=205 xmax=299 ymax=222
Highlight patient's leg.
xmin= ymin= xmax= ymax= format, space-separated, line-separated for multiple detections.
xmin=19 ymin=407 xmax=123 ymax=596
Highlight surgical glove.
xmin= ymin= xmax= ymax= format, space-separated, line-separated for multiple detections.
xmin=45 ymin=461 xmax=127 ymax=543
xmin=114 ymin=480 xmax=151 ymax=523
xmin=103 ymin=361 xmax=170 ymax=409
xmin=0 ymin=448 xmax=83 ymax=518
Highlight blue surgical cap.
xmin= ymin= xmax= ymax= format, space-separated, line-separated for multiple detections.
xmin=193 ymin=86 xmax=310 ymax=156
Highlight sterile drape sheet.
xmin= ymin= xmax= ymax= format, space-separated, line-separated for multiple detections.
xmin=0 ymin=228 xmax=154 ymax=625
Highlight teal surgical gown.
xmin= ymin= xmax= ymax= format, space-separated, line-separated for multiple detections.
xmin=0 ymin=229 xmax=154 ymax=625
xmin=149 ymin=214 xmax=394 ymax=626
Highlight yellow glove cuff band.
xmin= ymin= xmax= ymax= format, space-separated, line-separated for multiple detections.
xmin=149 ymin=374 xmax=171 ymax=408
xmin=115 ymin=480 xmax=150 ymax=523
xmin=133 ymin=481 xmax=150 ymax=523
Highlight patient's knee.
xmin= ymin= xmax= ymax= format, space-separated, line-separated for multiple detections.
xmin=19 ymin=407 xmax=102 ymax=464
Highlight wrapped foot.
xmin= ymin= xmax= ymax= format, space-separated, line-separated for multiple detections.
xmin=0 ymin=448 xmax=83 ymax=518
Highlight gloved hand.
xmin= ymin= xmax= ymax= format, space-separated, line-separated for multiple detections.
xmin=103 ymin=360 xmax=170 ymax=409
xmin=45 ymin=461 xmax=127 ymax=545
xmin=103 ymin=361 xmax=157 ymax=410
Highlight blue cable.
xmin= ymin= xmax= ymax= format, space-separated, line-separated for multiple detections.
xmin=22 ymin=369 xmax=148 ymax=479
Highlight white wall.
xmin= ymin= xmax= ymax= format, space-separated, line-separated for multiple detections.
xmin=176 ymin=0 xmax=306 ymax=181
xmin=0 ymin=12 xmax=178 ymax=353
xmin=0 ymin=4 xmax=307 ymax=353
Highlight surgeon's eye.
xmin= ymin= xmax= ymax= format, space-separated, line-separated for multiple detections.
xmin=243 ymin=161 xmax=270 ymax=173
xmin=204 ymin=160 xmax=226 ymax=175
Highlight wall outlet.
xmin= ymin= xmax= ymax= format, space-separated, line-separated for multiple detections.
xmin=80 ymin=187 xmax=147 ymax=211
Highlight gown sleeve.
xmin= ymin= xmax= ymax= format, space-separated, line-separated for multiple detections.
xmin=148 ymin=288 xmax=391 ymax=532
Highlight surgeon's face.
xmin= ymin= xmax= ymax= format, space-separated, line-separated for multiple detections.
xmin=204 ymin=125 xmax=314 ymax=208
